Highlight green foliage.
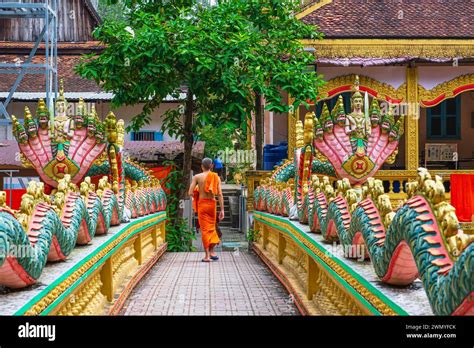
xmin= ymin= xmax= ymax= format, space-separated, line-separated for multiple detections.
xmin=198 ymin=124 xmax=234 ymax=158
xmin=163 ymin=161 xmax=195 ymax=251
xmin=76 ymin=0 xmax=325 ymax=136
xmin=246 ymin=227 xmax=260 ymax=243
xmin=98 ymin=0 xmax=128 ymax=23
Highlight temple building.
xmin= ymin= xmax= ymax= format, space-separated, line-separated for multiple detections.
xmin=305 ymin=0 xmax=474 ymax=170
xmin=247 ymin=0 xmax=474 ymax=215
xmin=0 ymin=0 xmax=202 ymax=193
xmin=0 ymin=0 xmax=183 ymax=143
xmin=257 ymin=0 xmax=474 ymax=171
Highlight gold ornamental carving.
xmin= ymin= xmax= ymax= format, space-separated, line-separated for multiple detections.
xmin=317 ymin=74 xmax=406 ymax=103
xmin=302 ymin=39 xmax=474 ymax=60
xmin=418 ymin=74 xmax=474 ymax=107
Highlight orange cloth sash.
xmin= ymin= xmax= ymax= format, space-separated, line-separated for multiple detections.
xmin=193 ymin=172 xmax=221 ymax=249
xmin=204 ymin=172 xmax=219 ymax=195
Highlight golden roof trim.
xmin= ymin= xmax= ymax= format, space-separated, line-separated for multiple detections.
xmin=302 ymin=39 xmax=474 ymax=59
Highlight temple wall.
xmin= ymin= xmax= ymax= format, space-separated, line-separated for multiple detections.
xmin=418 ymin=66 xmax=474 ymax=90
xmin=98 ymin=102 xmax=181 ymax=142
xmin=317 ymin=66 xmax=407 ymax=89
xmin=270 ymin=91 xmax=289 ymax=145
xmin=419 ymin=91 xmax=474 ymax=164
xmin=2 ymin=100 xmax=181 ymax=142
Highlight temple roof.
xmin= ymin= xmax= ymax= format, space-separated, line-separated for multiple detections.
xmin=0 ymin=53 xmax=103 ymax=94
xmin=300 ymin=0 xmax=474 ymax=39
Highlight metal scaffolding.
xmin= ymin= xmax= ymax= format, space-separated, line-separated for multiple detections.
xmin=0 ymin=0 xmax=58 ymax=119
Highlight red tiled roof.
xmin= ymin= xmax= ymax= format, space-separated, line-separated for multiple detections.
xmin=0 ymin=54 xmax=102 ymax=93
xmin=301 ymin=0 xmax=474 ymax=38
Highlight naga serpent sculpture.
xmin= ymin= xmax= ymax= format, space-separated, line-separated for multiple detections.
xmin=0 ymin=82 xmax=166 ymax=289
xmin=254 ymin=77 xmax=473 ymax=315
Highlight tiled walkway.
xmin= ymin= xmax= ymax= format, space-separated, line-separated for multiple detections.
xmin=120 ymin=251 xmax=299 ymax=316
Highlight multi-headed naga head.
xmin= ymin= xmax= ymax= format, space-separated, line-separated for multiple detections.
xmin=314 ymin=116 xmax=324 ymax=140
xmin=112 ymin=180 xmax=119 ymax=194
xmin=87 ymin=106 xmax=98 ymax=137
xmin=346 ymin=189 xmax=359 ymax=213
xmin=24 ymin=107 xmax=38 ymax=138
xmin=53 ymin=191 xmax=66 ymax=214
xmin=12 ymin=115 xmax=28 ymax=144
xmin=131 ymin=180 xmax=138 ymax=192
xmin=381 ymin=103 xmax=395 ymax=134
xmin=369 ymin=98 xmax=382 ymax=127
xmin=333 ymin=95 xmax=346 ymax=126
xmin=57 ymin=176 xmax=70 ymax=195
xmin=26 ymin=180 xmax=37 ymax=197
xmin=36 ymin=99 xmax=50 ymax=130
xmin=311 ymin=175 xmax=320 ymax=191
xmin=95 ymin=122 xmax=106 ymax=144
xmin=75 ymin=98 xmax=86 ymax=129
xmin=320 ymin=103 xmax=333 ymax=133
xmin=389 ymin=115 xmax=405 ymax=142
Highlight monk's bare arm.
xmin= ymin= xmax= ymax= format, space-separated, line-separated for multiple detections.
xmin=217 ymin=177 xmax=224 ymax=220
xmin=188 ymin=176 xmax=198 ymax=197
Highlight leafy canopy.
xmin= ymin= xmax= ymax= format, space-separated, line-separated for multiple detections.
xmin=76 ymin=0 xmax=324 ymax=138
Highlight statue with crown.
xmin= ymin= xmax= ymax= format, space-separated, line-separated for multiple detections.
xmin=11 ymin=79 xmax=121 ymax=191
xmin=311 ymin=75 xmax=404 ymax=187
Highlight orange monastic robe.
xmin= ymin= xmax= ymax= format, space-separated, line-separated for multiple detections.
xmin=194 ymin=172 xmax=221 ymax=249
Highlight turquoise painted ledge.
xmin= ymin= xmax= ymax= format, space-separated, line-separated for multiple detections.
xmin=0 ymin=212 xmax=166 ymax=316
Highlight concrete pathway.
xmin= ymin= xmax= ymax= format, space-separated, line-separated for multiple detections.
xmin=120 ymin=251 xmax=299 ymax=316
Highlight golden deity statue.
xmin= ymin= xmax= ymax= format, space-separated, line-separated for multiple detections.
xmin=345 ymin=76 xmax=371 ymax=153
xmin=53 ymin=79 xmax=75 ymax=146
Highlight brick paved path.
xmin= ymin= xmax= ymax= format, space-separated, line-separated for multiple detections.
xmin=120 ymin=251 xmax=299 ymax=316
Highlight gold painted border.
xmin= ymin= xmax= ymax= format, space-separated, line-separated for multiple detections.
xmin=317 ymin=74 xmax=406 ymax=102
xmin=255 ymin=213 xmax=399 ymax=315
xmin=302 ymin=39 xmax=474 ymax=60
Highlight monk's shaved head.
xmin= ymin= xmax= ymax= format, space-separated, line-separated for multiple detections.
xmin=201 ymin=158 xmax=213 ymax=170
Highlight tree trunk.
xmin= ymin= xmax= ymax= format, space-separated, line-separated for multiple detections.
xmin=181 ymin=89 xmax=194 ymax=205
xmin=255 ymin=91 xmax=264 ymax=170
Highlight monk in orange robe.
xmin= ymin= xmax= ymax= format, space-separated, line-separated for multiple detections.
xmin=189 ymin=158 xmax=224 ymax=262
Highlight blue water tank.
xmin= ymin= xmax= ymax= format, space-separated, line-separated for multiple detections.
xmin=263 ymin=142 xmax=288 ymax=170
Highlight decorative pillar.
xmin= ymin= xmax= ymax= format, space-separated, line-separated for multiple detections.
xmin=288 ymin=95 xmax=297 ymax=160
xmin=405 ymin=67 xmax=419 ymax=170
xmin=100 ymin=258 xmax=114 ymax=302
